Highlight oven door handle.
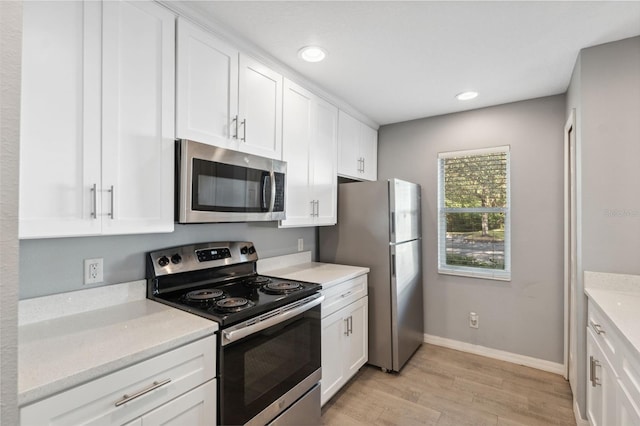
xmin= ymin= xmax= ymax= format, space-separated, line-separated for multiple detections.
xmin=221 ymin=294 xmax=324 ymax=346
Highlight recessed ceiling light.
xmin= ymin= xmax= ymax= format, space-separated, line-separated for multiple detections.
xmin=456 ymin=91 xmax=479 ymax=101
xmin=298 ymin=46 xmax=327 ymax=63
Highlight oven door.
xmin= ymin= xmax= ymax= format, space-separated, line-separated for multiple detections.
xmin=219 ymin=294 xmax=323 ymax=426
xmin=178 ymin=139 xmax=286 ymax=223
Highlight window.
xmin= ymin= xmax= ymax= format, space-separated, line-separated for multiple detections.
xmin=437 ymin=146 xmax=511 ymax=280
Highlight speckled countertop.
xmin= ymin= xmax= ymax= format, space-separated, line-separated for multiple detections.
xmin=18 ymin=281 xmax=217 ymax=407
xmin=258 ymin=252 xmax=369 ymax=290
xmin=584 ymin=271 xmax=640 ymax=356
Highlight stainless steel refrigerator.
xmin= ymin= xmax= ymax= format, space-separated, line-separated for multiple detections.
xmin=319 ymin=178 xmax=423 ymax=372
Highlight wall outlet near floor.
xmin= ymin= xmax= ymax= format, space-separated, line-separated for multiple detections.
xmin=298 ymin=238 xmax=304 ymax=252
xmin=84 ymin=258 xmax=103 ymax=285
xmin=469 ymin=312 xmax=479 ymax=329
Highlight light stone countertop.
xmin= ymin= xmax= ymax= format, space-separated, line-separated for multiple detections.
xmin=18 ymin=281 xmax=217 ymax=407
xmin=258 ymin=252 xmax=369 ymax=290
xmin=584 ymin=271 xmax=640 ymax=356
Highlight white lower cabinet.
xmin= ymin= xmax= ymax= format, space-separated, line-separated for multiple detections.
xmin=320 ymin=275 xmax=368 ymax=406
xmin=586 ymin=298 xmax=640 ymax=426
xmin=20 ymin=335 xmax=216 ymax=426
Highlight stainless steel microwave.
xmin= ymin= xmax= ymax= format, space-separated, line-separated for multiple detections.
xmin=176 ymin=140 xmax=286 ymax=223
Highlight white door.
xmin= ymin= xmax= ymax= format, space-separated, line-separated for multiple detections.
xmin=175 ymin=18 xmax=239 ymax=149
xmin=345 ymin=297 xmax=368 ymax=377
xmin=19 ymin=0 xmax=102 ymax=238
xmin=101 ymin=0 xmax=175 ymax=235
xmin=321 ymin=309 xmax=347 ymax=406
xmin=313 ymin=98 xmax=338 ymax=226
xmin=238 ymin=54 xmax=283 ymax=160
xmin=280 ymin=79 xmax=313 ymax=227
xmin=337 ymin=110 xmax=361 ymax=179
xmin=141 ymin=380 xmax=216 ymax=426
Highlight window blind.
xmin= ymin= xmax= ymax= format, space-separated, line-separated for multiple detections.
xmin=437 ymin=146 xmax=511 ymax=280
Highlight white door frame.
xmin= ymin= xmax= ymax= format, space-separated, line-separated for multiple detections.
xmin=564 ymin=109 xmax=577 ymax=384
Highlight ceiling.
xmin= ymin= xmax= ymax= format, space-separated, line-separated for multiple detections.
xmin=178 ymin=1 xmax=640 ymax=126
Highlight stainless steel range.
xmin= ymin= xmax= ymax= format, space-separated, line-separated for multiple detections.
xmin=147 ymin=241 xmax=323 ymax=426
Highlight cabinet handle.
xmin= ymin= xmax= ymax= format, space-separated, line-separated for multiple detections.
xmin=232 ymin=115 xmax=239 ymax=139
xmin=344 ymin=318 xmax=350 ymax=336
xmin=589 ymin=356 xmax=601 ymax=387
xmin=362 ymin=158 xmax=365 ymax=173
xmin=115 ymin=378 xmax=171 ymax=407
xmin=310 ymin=200 xmax=315 ymax=217
xmin=108 ymin=185 xmax=115 ymax=219
xmin=90 ymin=184 xmax=97 ymax=219
xmin=315 ymin=200 xmax=319 ymax=217
xmin=348 ymin=316 xmax=353 ymax=335
xmin=590 ymin=320 xmax=606 ymax=335
xmin=340 ymin=291 xmax=352 ymax=298
xmin=241 ymin=119 xmax=247 ymax=142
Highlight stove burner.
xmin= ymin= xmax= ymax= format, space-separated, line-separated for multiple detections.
xmin=262 ymin=281 xmax=302 ymax=295
xmin=244 ymin=276 xmax=272 ymax=288
xmin=184 ymin=289 xmax=225 ymax=302
xmin=215 ymin=297 xmax=254 ymax=312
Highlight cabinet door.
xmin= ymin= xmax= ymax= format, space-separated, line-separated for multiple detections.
xmin=141 ymin=380 xmax=216 ymax=426
xmin=618 ymin=381 xmax=640 ymax=426
xmin=587 ymin=329 xmax=617 ymax=426
xmin=345 ymin=296 xmax=368 ymax=378
xmin=176 ymin=18 xmax=239 ymax=149
xmin=337 ymin=110 xmax=361 ymax=179
xmin=313 ymin=98 xmax=338 ymax=226
xmin=238 ymin=54 xmax=283 ymax=160
xmin=19 ymin=0 xmax=102 ymax=238
xmin=360 ymin=124 xmax=378 ymax=181
xmin=280 ymin=79 xmax=314 ymax=227
xmin=321 ymin=309 xmax=348 ymax=406
xmin=101 ymin=0 xmax=175 ymax=235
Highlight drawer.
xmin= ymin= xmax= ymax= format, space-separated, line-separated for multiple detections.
xmin=321 ymin=274 xmax=367 ymax=319
xmin=588 ymin=299 xmax=622 ymax=375
xmin=20 ymin=335 xmax=216 ymax=426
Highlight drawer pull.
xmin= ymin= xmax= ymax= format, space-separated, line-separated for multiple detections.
xmin=590 ymin=320 xmax=606 ymax=335
xmin=340 ymin=291 xmax=352 ymax=298
xmin=115 ymin=378 xmax=171 ymax=407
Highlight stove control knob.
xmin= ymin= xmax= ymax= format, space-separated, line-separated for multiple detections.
xmin=171 ymin=254 xmax=182 ymax=264
xmin=158 ymin=256 xmax=170 ymax=267
xmin=248 ymin=246 xmax=256 ymax=254
xmin=240 ymin=246 xmax=249 ymax=255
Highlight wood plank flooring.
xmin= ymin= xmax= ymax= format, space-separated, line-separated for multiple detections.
xmin=320 ymin=344 xmax=576 ymax=426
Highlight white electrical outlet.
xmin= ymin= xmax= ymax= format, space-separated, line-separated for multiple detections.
xmin=298 ymin=238 xmax=304 ymax=252
xmin=469 ymin=312 xmax=479 ymax=329
xmin=84 ymin=258 xmax=104 ymax=285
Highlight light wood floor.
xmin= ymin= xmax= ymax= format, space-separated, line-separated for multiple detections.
xmin=320 ymin=344 xmax=576 ymax=426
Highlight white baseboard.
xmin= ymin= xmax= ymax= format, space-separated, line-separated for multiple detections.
xmin=573 ymin=398 xmax=589 ymax=426
xmin=423 ymin=334 xmax=565 ymax=375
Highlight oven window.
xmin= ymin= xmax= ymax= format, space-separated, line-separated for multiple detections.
xmin=220 ymin=308 xmax=320 ymax=425
xmin=192 ymin=158 xmax=269 ymax=213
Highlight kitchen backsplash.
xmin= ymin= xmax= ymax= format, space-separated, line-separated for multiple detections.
xmin=19 ymin=222 xmax=316 ymax=299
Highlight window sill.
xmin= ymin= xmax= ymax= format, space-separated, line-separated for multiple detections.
xmin=438 ymin=267 xmax=511 ymax=282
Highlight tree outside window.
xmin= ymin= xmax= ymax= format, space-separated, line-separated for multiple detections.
xmin=437 ymin=146 xmax=511 ymax=280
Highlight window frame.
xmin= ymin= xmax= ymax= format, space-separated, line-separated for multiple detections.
xmin=437 ymin=146 xmax=511 ymax=281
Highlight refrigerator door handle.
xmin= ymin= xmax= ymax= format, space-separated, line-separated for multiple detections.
xmin=391 ymin=254 xmax=396 ymax=277
xmin=390 ymin=211 xmax=395 ymax=237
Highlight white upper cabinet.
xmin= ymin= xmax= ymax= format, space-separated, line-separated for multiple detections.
xmin=280 ymin=79 xmax=337 ymax=228
xmin=337 ymin=110 xmax=378 ymax=181
xmin=175 ymin=18 xmax=238 ymax=149
xmin=19 ymin=0 xmax=175 ymax=239
xmin=176 ymin=18 xmax=283 ymax=160
xmin=101 ymin=0 xmax=175 ymax=235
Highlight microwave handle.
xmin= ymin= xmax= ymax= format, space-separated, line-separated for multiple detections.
xmin=268 ymin=171 xmax=276 ymax=212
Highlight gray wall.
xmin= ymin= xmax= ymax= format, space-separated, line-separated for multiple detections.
xmin=20 ymin=223 xmax=316 ymax=299
xmin=378 ymin=94 xmax=566 ymax=363
xmin=1 ymin=0 xmax=21 ymax=423
xmin=566 ymin=35 xmax=640 ymax=419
